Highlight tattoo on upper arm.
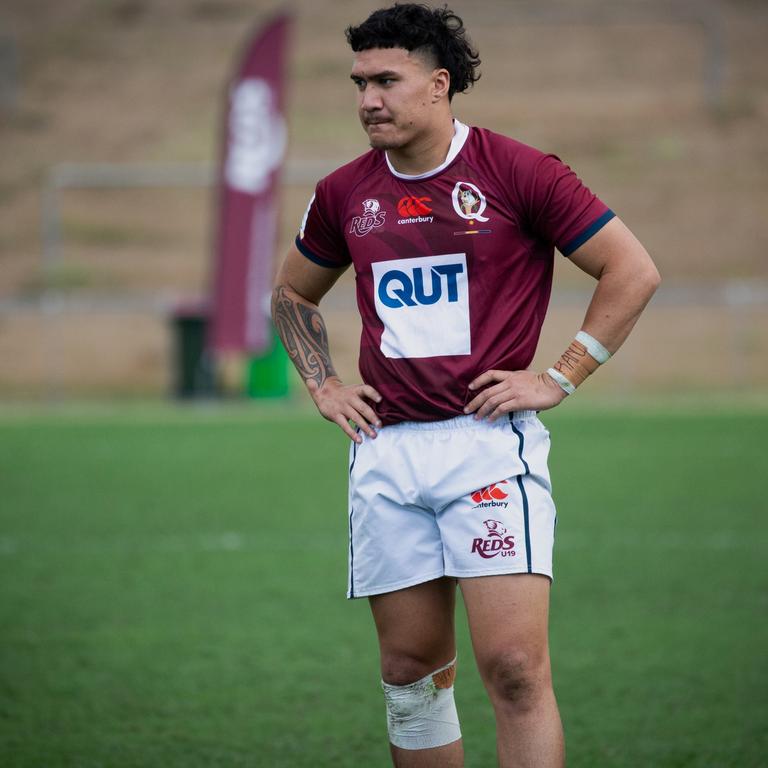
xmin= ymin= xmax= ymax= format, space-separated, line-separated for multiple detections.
xmin=272 ymin=285 xmax=337 ymax=389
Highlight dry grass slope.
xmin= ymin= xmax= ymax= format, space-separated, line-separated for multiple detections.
xmin=0 ymin=0 xmax=766 ymax=395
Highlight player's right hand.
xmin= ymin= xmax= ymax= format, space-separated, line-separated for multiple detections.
xmin=307 ymin=376 xmax=383 ymax=443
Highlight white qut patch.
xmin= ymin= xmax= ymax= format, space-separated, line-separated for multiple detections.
xmin=372 ymin=253 xmax=470 ymax=359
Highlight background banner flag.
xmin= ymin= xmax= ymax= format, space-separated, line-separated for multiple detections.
xmin=210 ymin=13 xmax=291 ymax=353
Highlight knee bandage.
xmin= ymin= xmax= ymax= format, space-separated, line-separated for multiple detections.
xmin=381 ymin=658 xmax=461 ymax=750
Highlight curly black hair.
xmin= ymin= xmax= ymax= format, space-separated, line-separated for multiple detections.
xmin=345 ymin=4 xmax=481 ymax=101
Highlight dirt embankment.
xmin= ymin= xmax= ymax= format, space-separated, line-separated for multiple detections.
xmin=0 ymin=1 xmax=766 ymax=396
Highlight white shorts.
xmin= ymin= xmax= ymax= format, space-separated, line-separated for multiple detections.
xmin=346 ymin=411 xmax=557 ymax=598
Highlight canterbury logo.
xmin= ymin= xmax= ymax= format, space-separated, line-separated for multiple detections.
xmin=471 ymin=482 xmax=509 ymax=504
xmin=397 ymin=196 xmax=432 ymax=217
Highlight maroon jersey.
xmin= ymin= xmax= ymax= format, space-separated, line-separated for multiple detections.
xmin=296 ymin=122 xmax=614 ymax=425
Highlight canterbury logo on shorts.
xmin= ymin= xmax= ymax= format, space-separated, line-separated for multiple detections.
xmin=371 ymin=253 xmax=471 ymax=358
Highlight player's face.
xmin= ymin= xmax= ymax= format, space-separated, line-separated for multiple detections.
xmin=350 ymin=47 xmax=444 ymax=150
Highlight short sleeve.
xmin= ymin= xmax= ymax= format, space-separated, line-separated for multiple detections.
xmin=295 ymin=178 xmax=351 ymax=268
xmin=518 ymin=153 xmax=615 ymax=257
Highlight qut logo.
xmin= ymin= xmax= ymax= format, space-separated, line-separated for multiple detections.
xmin=378 ymin=263 xmax=464 ymax=309
xmin=371 ymin=253 xmax=470 ymax=359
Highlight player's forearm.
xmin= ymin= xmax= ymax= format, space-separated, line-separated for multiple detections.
xmin=579 ymin=256 xmax=661 ymax=354
xmin=547 ymin=244 xmax=660 ymax=396
xmin=271 ymin=284 xmax=338 ymax=391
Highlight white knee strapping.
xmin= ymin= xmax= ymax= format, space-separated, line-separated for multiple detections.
xmin=381 ymin=658 xmax=461 ymax=750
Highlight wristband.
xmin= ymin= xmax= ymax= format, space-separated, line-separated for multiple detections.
xmin=550 ymin=332 xmax=611 ymax=394
xmin=575 ymin=331 xmax=611 ymax=364
xmin=546 ymin=367 xmax=576 ymax=395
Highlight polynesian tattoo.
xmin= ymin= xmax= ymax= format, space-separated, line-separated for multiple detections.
xmin=271 ymin=285 xmax=337 ymax=389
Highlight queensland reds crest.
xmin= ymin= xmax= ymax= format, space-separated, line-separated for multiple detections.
xmin=451 ymin=181 xmax=490 ymax=223
xmin=350 ymin=198 xmax=386 ymax=237
xmin=471 ymin=519 xmax=516 ymax=559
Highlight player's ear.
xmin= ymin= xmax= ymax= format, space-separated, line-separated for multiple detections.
xmin=431 ymin=68 xmax=450 ymax=102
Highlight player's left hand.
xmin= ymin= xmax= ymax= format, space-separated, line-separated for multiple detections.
xmin=464 ymin=369 xmax=566 ymax=421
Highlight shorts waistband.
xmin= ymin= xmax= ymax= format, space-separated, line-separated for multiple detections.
xmin=384 ymin=411 xmax=537 ymax=432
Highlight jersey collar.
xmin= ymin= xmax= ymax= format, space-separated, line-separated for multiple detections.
xmin=385 ymin=119 xmax=470 ymax=181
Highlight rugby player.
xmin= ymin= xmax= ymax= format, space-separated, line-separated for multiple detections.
xmin=272 ymin=5 xmax=660 ymax=767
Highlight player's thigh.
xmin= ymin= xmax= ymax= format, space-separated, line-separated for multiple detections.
xmin=369 ymin=576 xmax=458 ymax=684
xmin=459 ymin=574 xmax=551 ymax=683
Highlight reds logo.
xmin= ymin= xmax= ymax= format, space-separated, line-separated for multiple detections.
xmin=471 ymin=519 xmax=516 ymax=559
xmin=350 ymin=199 xmax=386 ymax=237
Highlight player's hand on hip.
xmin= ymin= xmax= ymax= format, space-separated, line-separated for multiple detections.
xmin=308 ymin=376 xmax=383 ymax=443
xmin=464 ymin=369 xmax=566 ymax=421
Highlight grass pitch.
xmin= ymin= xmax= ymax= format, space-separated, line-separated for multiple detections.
xmin=0 ymin=403 xmax=766 ymax=767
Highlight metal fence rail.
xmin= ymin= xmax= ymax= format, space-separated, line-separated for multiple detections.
xmin=18 ymin=152 xmax=766 ymax=399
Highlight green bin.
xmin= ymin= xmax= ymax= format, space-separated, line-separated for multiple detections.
xmin=246 ymin=326 xmax=290 ymax=398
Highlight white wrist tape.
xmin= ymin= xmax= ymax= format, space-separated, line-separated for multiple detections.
xmin=547 ymin=367 xmax=575 ymax=395
xmin=575 ymin=331 xmax=611 ymax=365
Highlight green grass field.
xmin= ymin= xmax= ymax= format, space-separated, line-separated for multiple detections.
xmin=1 ymin=403 xmax=766 ymax=767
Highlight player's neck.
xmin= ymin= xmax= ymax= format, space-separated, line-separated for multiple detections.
xmin=386 ymin=117 xmax=456 ymax=176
